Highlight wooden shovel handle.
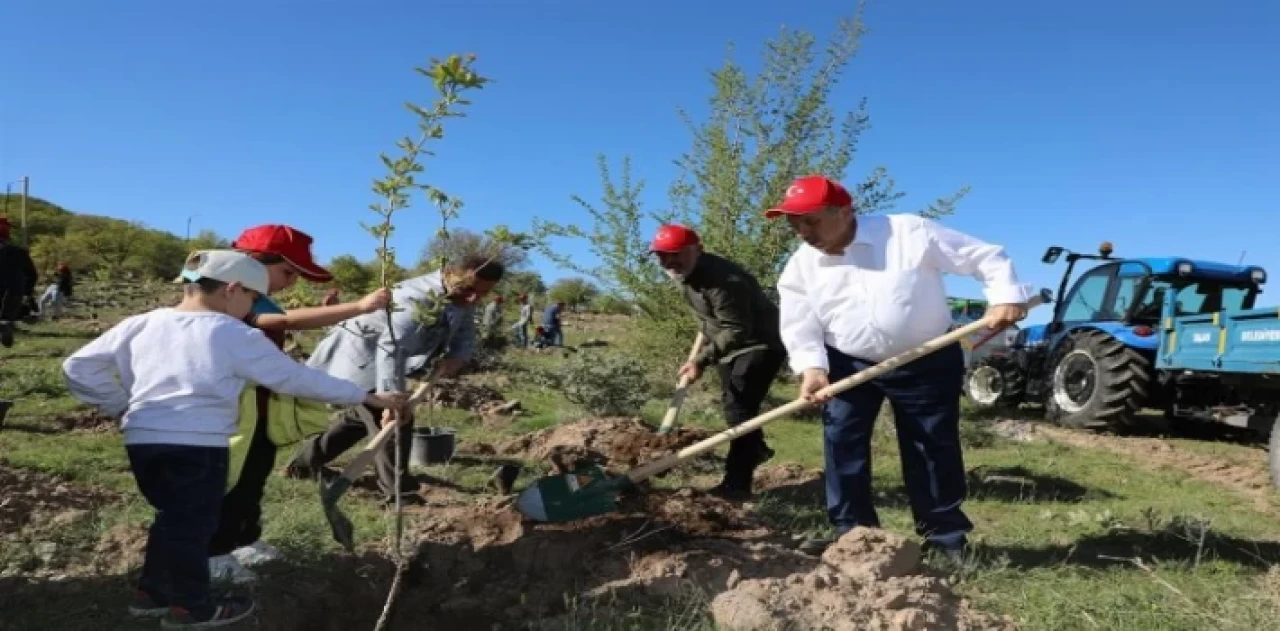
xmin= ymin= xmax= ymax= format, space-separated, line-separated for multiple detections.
xmin=627 ymin=289 xmax=1052 ymax=484
xmin=334 ymin=380 xmax=434 ymax=480
xmin=657 ymin=332 xmax=707 ymax=432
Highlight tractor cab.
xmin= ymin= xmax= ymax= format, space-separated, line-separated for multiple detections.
xmin=1039 ymin=243 xmax=1266 ymax=344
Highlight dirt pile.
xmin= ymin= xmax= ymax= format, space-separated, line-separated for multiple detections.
xmin=497 ymin=417 xmax=714 ymax=471
xmin=425 ymin=378 xmax=522 ymax=418
xmin=377 ymin=493 xmax=1012 ymax=629
xmin=387 ymin=483 xmax=786 ymax=624
xmin=711 ymin=528 xmax=1016 ymax=631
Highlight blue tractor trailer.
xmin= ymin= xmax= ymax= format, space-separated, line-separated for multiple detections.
xmin=963 ymin=242 xmax=1280 ymax=487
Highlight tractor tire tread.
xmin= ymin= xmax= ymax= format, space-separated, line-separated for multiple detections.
xmin=1049 ymin=329 xmax=1153 ymax=431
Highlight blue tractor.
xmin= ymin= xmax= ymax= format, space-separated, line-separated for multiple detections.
xmin=964 ymin=242 xmax=1271 ymax=436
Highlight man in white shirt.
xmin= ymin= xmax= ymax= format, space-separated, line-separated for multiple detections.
xmin=768 ymin=175 xmax=1031 ymax=560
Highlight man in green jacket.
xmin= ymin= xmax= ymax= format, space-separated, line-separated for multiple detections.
xmin=650 ymin=224 xmax=787 ymax=500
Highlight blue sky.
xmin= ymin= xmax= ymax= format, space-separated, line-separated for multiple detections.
xmin=2 ymin=0 xmax=1276 ymax=325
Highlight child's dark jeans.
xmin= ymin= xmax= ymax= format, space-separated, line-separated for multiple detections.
xmin=126 ymin=443 xmax=228 ymax=617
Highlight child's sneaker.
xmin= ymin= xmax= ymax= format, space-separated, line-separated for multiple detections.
xmin=162 ymin=596 xmax=255 ymax=629
xmin=128 ymin=589 xmax=169 ymax=617
xmin=208 ymin=554 xmax=258 ymax=585
xmin=231 ymin=540 xmax=282 ymax=567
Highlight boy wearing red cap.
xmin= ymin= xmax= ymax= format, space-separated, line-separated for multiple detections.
xmin=0 ymin=217 xmax=37 ymax=347
xmin=650 ymin=223 xmax=786 ymax=499
xmin=768 ymin=175 xmax=1030 ymax=560
xmin=205 ymin=224 xmax=392 ymax=584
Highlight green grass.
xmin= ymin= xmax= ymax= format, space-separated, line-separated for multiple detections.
xmin=3 ymin=287 xmax=1280 ymax=630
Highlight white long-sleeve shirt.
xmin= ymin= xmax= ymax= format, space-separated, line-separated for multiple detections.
xmin=62 ymin=308 xmax=369 ymax=448
xmin=777 ymin=213 xmax=1033 ymax=374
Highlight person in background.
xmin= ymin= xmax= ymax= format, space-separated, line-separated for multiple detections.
xmin=510 ymin=293 xmax=532 ymax=347
xmin=0 ymin=217 xmax=37 ymax=348
xmin=287 ymin=255 xmax=504 ymax=505
xmin=57 ymin=263 xmax=74 ymax=301
xmin=38 ymin=279 xmax=66 ymax=319
xmin=61 ymin=249 xmax=406 ymax=628
xmin=481 ymin=293 xmax=504 ymax=341
xmin=206 ymin=224 xmax=391 ymax=585
xmin=766 ymin=175 xmax=1030 ymax=561
xmin=543 ymin=300 xmax=565 ymax=346
xmin=649 ymin=224 xmax=785 ymax=499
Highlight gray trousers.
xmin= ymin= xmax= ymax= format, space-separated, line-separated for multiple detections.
xmin=290 ymin=404 xmax=415 ymax=498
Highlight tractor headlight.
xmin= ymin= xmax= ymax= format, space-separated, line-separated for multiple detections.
xmin=1251 ymin=268 xmax=1266 ymax=284
xmin=1177 ymin=262 xmax=1193 ymax=275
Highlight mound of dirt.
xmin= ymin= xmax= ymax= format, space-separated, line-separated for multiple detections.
xmin=366 ymin=491 xmax=1012 ymax=629
xmin=0 ymin=465 xmax=122 ymax=534
xmin=711 ymin=528 xmax=1015 ymax=631
xmin=497 ymin=417 xmax=714 ymax=471
xmin=398 ymin=486 xmax=787 ymax=624
xmin=426 ymin=378 xmax=521 ymax=418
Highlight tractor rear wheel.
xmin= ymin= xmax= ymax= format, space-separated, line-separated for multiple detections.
xmin=1045 ymin=329 xmax=1152 ymax=430
xmin=964 ymin=355 xmax=1025 ymax=411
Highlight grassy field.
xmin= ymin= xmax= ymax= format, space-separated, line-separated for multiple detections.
xmin=3 ymin=283 xmax=1280 ymax=630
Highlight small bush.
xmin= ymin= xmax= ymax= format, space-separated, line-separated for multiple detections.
xmin=528 ymin=351 xmax=650 ymax=416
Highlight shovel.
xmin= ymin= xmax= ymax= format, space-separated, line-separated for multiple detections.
xmin=321 ymin=380 xmax=432 ymax=552
xmin=656 ymin=332 xmax=706 ymax=434
xmin=514 ymin=288 xmax=1051 ymax=524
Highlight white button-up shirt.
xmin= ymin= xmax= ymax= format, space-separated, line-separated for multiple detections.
xmin=777 ymin=213 xmax=1033 ymax=374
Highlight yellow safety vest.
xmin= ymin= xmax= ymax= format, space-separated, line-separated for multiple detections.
xmin=225 ymin=384 xmax=337 ymax=491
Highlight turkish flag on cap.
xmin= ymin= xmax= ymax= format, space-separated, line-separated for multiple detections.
xmin=649 ymin=224 xmax=700 ymax=252
xmin=764 ymin=175 xmax=853 ymax=218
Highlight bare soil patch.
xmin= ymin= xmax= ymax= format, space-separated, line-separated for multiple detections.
xmin=990 ymin=419 xmax=1278 ymax=513
xmin=496 ymin=416 xmax=714 ymax=471
xmin=321 ymin=490 xmax=1014 ymax=629
xmin=425 ymin=377 xmax=523 ymax=419
xmin=54 ymin=409 xmax=118 ymax=432
xmin=0 ymin=465 xmax=121 ymax=535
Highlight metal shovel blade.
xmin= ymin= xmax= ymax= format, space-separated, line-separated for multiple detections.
xmin=321 ymin=476 xmax=356 ymax=552
xmin=514 ymin=463 xmax=626 ymax=523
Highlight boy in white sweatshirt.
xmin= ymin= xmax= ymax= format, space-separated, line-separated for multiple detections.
xmin=62 ymin=250 xmax=406 ymax=629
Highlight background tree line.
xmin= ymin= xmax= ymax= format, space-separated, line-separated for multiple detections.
xmin=0 ymin=195 xmax=623 ymax=314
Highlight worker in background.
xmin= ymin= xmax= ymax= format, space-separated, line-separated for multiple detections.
xmin=0 ymin=217 xmax=37 ymax=348
xmin=481 ymin=293 xmax=504 ymax=343
xmin=57 ymin=263 xmax=74 ymax=301
xmin=649 ymin=224 xmax=785 ymax=500
xmin=543 ymin=300 xmax=564 ymax=346
xmin=510 ymin=293 xmax=532 ymax=347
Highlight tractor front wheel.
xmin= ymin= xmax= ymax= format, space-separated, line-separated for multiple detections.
xmin=1045 ymin=329 xmax=1152 ymax=431
xmin=964 ymin=355 xmax=1025 ymax=411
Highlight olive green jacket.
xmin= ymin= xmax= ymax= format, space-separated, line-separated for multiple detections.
xmin=679 ymin=252 xmax=784 ymax=369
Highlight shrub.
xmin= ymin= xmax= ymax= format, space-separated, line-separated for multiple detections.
xmin=529 ymin=351 xmax=650 ymax=416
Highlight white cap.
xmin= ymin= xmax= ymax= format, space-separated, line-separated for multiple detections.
xmin=175 ymin=250 xmax=270 ymax=295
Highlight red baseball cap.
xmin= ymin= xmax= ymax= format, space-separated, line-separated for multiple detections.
xmin=764 ymin=175 xmax=853 ymax=218
xmin=649 ymin=224 xmax=700 ymax=253
xmin=231 ymin=224 xmax=333 ymax=282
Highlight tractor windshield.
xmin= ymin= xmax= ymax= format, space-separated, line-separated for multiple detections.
xmin=1130 ymin=277 xmax=1257 ymax=321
